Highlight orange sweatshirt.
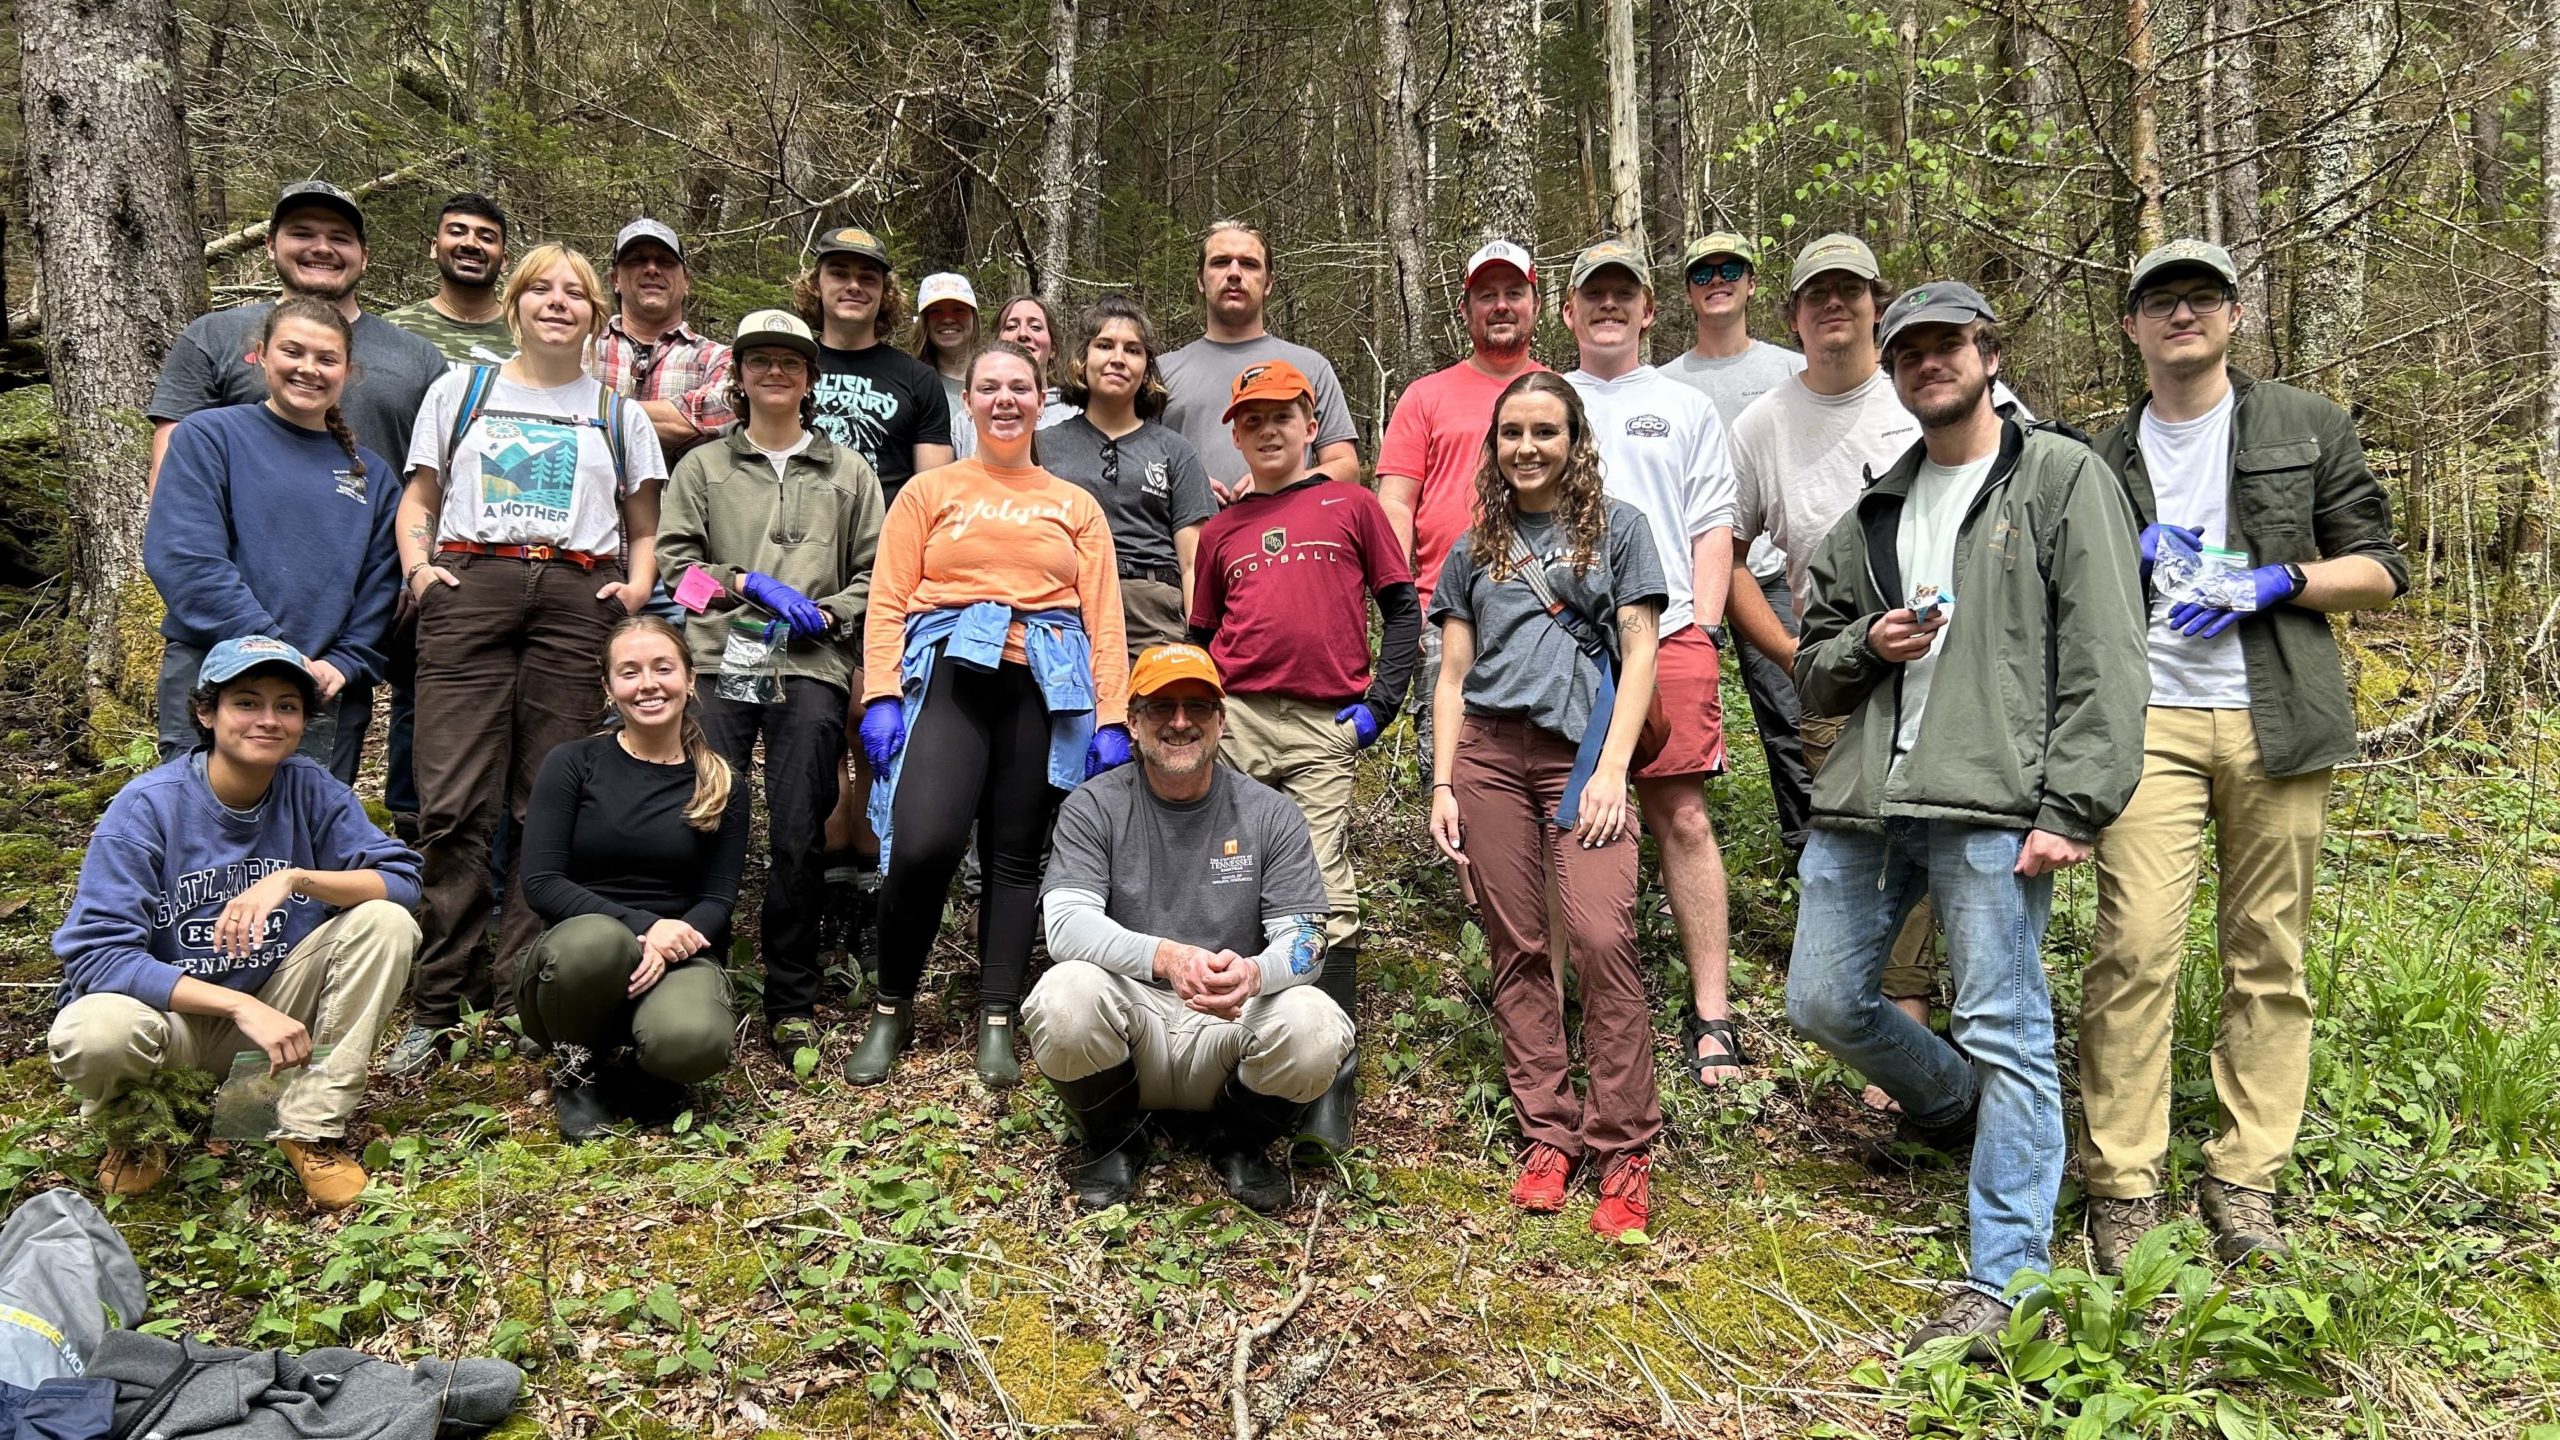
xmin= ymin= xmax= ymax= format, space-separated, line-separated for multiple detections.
xmin=862 ymin=457 xmax=1129 ymax=723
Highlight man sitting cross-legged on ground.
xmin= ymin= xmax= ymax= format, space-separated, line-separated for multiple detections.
xmin=49 ymin=636 xmax=422 ymax=1210
xmin=1022 ymin=644 xmax=1352 ymax=1215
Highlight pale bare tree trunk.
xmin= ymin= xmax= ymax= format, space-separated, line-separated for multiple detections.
xmin=1379 ymin=0 xmax=1433 ymax=380
xmin=2127 ymin=0 xmax=2166 ymax=252
xmin=1071 ymin=0 xmax=1110 ymax=263
xmin=2218 ymin=0 xmax=2267 ymax=326
xmin=2475 ymin=92 xmax=2508 ymax=223
xmin=1604 ymin=0 xmax=1648 ymax=259
xmin=1647 ymin=0 xmax=1688 ymax=255
xmin=2291 ymin=0 xmax=2385 ymax=398
xmin=2199 ymin=0 xmax=2222 ymax=244
xmin=2540 ymin=0 xmax=2560 ymax=501
xmin=469 ymin=0 xmax=508 ymax=189
xmin=1893 ymin=0 xmax=1918 ymax=246
xmin=19 ymin=0 xmax=203 ymax=752
xmin=1035 ymin=0 xmax=1081 ymax=299
xmin=1452 ymin=0 xmax=1538 ymax=244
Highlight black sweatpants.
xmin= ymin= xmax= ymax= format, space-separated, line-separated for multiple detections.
xmin=876 ymin=659 xmax=1056 ymax=1010
xmin=700 ymin=677 xmax=849 ymax=1022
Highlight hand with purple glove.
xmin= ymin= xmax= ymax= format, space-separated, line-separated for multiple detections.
xmin=2168 ymin=563 xmax=2302 ymax=639
xmin=741 ymin=572 xmax=831 ymax=638
xmin=858 ymin=697 xmax=906 ymax=771
xmin=2138 ymin=523 xmax=2204 ymax=587
xmin=1335 ymin=702 xmax=1382 ymax=749
xmin=1084 ymin=723 xmax=1133 ymax=778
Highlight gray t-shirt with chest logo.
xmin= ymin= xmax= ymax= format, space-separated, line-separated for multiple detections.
xmin=1039 ymin=415 xmax=1220 ymax=574
xmin=1044 ymin=761 xmax=1326 ymax=972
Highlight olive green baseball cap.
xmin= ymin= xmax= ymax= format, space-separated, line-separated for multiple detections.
xmin=1788 ymin=232 xmax=1881 ymax=293
xmin=1568 ymin=237 xmax=1652 ymax=292
xmin=1679 ymin=232 xmax=1759 ymax=271
xmin=2126 ymin=238 xmax=2238 ymax=299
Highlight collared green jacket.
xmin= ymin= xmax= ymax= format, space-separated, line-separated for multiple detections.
xmin=1795 ymin=419 xmax=2150 ymax=843
xmin=655 ymin=427 xmax=885 ymax=694
xmin=2094 ymin=367 xmax=2408 ymax=778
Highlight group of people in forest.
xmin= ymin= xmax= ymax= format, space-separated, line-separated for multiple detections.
xmin=44 ymin=175 xmax=2405 ymax=1359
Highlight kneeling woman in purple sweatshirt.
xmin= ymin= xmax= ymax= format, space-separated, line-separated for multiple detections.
xmin=515 ymin=617 xmax=750 ymax=1140
xmin=49 ymin=635 xmax=423 ymax=1211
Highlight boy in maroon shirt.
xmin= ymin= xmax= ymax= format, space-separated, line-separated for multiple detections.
xmin=1189 ymin=359 xmax=1419 ymax=1155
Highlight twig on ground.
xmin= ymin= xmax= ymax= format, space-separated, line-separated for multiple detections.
xmin=1227 ymin=1191 xmax=1326 ymax=1440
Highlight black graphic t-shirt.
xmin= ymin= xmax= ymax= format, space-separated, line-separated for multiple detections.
xmin=812 ymin=342 xmax=954 ymax=503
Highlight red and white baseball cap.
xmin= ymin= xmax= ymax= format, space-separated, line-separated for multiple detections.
xmin=1463 ymin=239 xmax=1536 ymax=288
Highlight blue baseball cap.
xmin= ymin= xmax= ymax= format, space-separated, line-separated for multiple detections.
xmin=197 ymin=635 xmax=316 ymax=692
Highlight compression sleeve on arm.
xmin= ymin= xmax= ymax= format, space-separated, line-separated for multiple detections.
xmin=1042 ymin=887 xmax=1163 ymax=983
xmin=1251 ymin=910 xmax=1328 ymax=997
xmin=1365 ymin=580 xmax=1422 ymax=719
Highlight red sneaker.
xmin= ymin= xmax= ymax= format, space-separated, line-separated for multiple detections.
xmin=1590 ymin=1151 xmax=1653 ymax=1244
xmin=1509 ymin=1142 xmax=1575 ymax=1212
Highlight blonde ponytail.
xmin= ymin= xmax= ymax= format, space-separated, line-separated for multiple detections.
xmin=678 ymin=706 xmax=733 ymax=831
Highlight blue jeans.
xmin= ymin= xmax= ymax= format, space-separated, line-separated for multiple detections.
xmin=1787 ymin=820 xmax=2062 ymax=1299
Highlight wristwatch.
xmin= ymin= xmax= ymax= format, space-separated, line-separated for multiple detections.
xmin=2281 ymin=562 xmax=2307 ymax=599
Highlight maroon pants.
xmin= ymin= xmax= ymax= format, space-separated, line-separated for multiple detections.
xmin=410 ymin=552 xmax=630 ymax=1027
xmin=1454 ymin=714 xmax=1661 ymax=1159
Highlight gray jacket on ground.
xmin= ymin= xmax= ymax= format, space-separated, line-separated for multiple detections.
xmin=88 ymin=1330 xmax=520 ymax=1439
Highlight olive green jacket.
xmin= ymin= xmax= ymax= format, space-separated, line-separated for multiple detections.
xmin=655 ymin=428 xmax=885 ymax=694
xmin=2094 ymin=368 xmax=2407 ymax=778
xmin=1795 ymin=419 xmax=2150 ymax=843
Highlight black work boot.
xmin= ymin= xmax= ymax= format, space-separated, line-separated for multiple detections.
xmin=1293 ymin=946 xmax=1360 ymax=1159
xmin=1209 ymin=1073 xmax=1302 ymax=1215
xmin=548 ymin=1044 xmax=614 ymax=1143
xmin=1048 ymin=1061 xmax=1148 ymax=1208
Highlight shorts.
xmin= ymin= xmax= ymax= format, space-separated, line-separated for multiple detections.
xmin=1632 ymin=624 xmax=1726 ymax=780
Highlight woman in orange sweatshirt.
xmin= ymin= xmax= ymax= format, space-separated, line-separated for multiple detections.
xmin=846 ymin=341 xmax=1129 ymax=1088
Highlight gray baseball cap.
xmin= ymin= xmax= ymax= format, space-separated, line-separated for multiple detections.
xmin=613 ymin=218 xmax=685 ymax=264
xmin=1878 ymin=280 xmax=1999 ymax=352
xmin=1789 ymin=232 xmax=1880 ymax=293
xmin=271 ymin=180 xmax=365 ymax=242
xmin=2126 ymin=237 xmax=2238 ymax=299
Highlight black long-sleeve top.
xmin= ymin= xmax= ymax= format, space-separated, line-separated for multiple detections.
xmin=521 ymin=733 xmax=750 ymax=940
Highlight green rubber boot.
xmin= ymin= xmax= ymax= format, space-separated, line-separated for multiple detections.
xmin=975 ymin=1007 xmax=1022 ymax=1089
xmin=842 ymin=996 xmax=914 ymax=1086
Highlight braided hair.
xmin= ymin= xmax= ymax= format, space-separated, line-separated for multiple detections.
xmin=1466 ymin=372 xmax=1609 ymax=582
xmin=260 ymin=296 xmax=365 ymax=477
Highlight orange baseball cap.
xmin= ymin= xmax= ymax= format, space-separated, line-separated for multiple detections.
xmin=1129 ymin=643 xmax=1224 ymax=698
xmin=1221 ymin=359 xmax=1315 ymax=422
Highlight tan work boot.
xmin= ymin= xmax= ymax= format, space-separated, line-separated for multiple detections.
xmin=2196 ymin=1177 xmax=2289 ymax=1265
xmin=2086 ymin=1194 xmax=2164 ymax=1274
xmin=277 ymin=1139 xmax=369 ymax=1211
xmin=96 ymin=1146 xmax=169 ymax=1197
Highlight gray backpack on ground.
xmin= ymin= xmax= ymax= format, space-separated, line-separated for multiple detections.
xmin=0 ymin=1189 xmax=148 ymax=1387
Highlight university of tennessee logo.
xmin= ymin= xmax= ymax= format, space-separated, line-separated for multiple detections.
xmin=1222 ymin=839 xmax=1239 ymax=856
xmin=1260 ymin=527 xmax=1287 ymax=556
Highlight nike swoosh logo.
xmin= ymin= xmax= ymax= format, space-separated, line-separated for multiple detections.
xmin=1320 ymin=496 xmax=1347 ymax=505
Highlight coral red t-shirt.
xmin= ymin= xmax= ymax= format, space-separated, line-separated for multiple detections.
xmin=1190 ymin=476 xmax=1411 ymax=702
xmin=1376 ymin=357 xmax=1548 ymax=609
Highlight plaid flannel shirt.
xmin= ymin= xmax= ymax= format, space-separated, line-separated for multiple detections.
xmin=591 ymin=314 xmax=734 ymax=447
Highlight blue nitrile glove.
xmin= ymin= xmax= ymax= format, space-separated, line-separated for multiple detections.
xmin=1084 ymin=723 xmax=1133 ymax=778
xmin=1335 ymin=703 xmax=1382 ymax=749
xmin=741 ymin=572 xmax=831 ymax=638
xmin=2168 ymin=564 xmax=2302 ymax=640
xmin=2138 ymin=523 xmax=2204 ymax=587
xmin=859 ymin=697 xmax=907 ymax=771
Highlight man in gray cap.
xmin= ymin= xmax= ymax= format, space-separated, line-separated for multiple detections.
xmin=2077 ymin=239 xmax=2405 ymax=1274
xmin=1786 ymin=279 xmax=2147 ymax=1361
xmin=593 ymin=218 xmax=734 ymax=458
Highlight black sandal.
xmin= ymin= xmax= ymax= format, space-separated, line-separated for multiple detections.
xmin=1682 ymin=1012 xmax=1745 ymax=1087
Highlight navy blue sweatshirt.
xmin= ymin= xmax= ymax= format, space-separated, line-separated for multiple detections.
xmin=143 ymin=403 xmax=402 ymax=684
xmin=53 ymin=754 xmax=422 ymax=1012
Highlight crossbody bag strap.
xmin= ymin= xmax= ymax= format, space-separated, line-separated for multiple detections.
xmin=1509 ymin=532 xmax=1613 ymax=669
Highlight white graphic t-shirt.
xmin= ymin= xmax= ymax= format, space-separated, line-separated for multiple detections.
xmin=407 ymin=370 xmax=668 ymax=553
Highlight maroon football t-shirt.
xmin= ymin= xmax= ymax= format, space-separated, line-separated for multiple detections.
xmin=1190 ymin=476 xmax=1412 ymax=703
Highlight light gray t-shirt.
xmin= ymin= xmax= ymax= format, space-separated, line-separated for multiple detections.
xmin=404 ymin=369 xmax=668 ymax=553
xmin=1664 ymin=342 xmax=1807 ymax=582
xmin=1730 ymin=370 xmax=1924 ymax=614
xmin=150 ymin=301 xmax=449 ymax=477
xmin=1159 ymin=333 xmax=1360 ymax=486
xmin=2138 ymin=389 xmax=2250 ymax=708
xmin=939 ymin=373 xmax=977 ymax=461
xmin=1429 ymin=500 xmax=1668 ymax=744
xmin=1045 ymin=762 xmax=1328 ymax=971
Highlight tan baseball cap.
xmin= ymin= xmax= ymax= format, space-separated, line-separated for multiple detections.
xmin=1789 ymin=232 xmax=1881 ymax=293
xmin=732 ymin=309 xmax=817 ymax=362
xmin=1568 ymin=238 xmax=1651 ymax=292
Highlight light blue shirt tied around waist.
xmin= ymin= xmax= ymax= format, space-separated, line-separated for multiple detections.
xmin=868 ymin=601 xmax=1099 ymax=871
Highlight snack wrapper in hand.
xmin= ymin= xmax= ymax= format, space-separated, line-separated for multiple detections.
xmin=1907 ymin=583 xmax=1948 ymax=625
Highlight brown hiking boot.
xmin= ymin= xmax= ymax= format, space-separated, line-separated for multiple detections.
xmin=2086 ymin=1194 xmax=2164 ymax=1274
xmin=278 ymin=1139 xmax=369 ymax=1211
xmin=96 ymin=1146 xmax=169 ymax=1197
xmin=1904 ymin=1287 xmax=2012 ymax=1362
xmin=2196 ymin=1177 xmax=2288 ymax=1265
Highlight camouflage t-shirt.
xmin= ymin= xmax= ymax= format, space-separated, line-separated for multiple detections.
xmin=384 ymin=298 xmax=515 ymax=370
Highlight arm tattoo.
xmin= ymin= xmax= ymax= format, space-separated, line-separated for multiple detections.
xmin=1616 ymin=606 xmax=1657 ymax=642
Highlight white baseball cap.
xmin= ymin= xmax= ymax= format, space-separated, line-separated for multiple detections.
xmin=916 ymin=272 xmax=978 ymax=312
xmin=1463 ymin=240 xmax=1537 ymax=288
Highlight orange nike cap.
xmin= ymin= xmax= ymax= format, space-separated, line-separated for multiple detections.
xmin=1222 ymin=359 xmax=1315 ymax=422
xmin=1129 ymin=643 xmax=1224 ymax=698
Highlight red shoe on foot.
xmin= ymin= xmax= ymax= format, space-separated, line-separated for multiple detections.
xmin=1590 ymin=1151 xmax=1652 ymax=1244
xmin=1509 ymin=1142 xmax=1574 ymax=1212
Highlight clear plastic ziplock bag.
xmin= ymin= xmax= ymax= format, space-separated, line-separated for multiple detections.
xmin=2157 ymin=529 xmax=2260 ymax=611
xmin=716 ymin=615 xmax=788 ymax=704
xmin=212 ymin=1045 xmax=337 ymax=1141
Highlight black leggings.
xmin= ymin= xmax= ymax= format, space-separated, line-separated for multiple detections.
xmin=876 ymin=658 xmax=1057 ymax=1009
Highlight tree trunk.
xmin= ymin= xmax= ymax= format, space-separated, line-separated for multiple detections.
xmin=2126 ymin=0 xmax=2166 ymax=253
xmin=1647 ymin=0 xmax=1687 ymax=255
xmin=1378 ymin=0 xmax=1433 ymax=381
xmin=1035 ymin=0 xmax=1080 ymax=300
xmin=468 ymin=0 xmax=508 ymax=190
xmin=2218 ymin=0 xmax=2267 ymax=332
xmin=1603 ymin=0 xmax=1648 ymax=258
xmin=2291 ymin=0 xmax=2384 ymax=399
xmin=1071 ymin=0 xmax=1111 ymax=265
xmin=2475 ymin=91 xmax=2508 ymax=224
xmin=2540 ymin=0 xmax=2560 ymax=514
xmin=18 ymin=0 xmax=203 ymax=754
xmin=1451 ymin=0 xmax=1538 ymax=244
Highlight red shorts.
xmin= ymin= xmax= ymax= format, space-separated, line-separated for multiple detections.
xmin=1633 ymin=624 xmax=1726 ymax=780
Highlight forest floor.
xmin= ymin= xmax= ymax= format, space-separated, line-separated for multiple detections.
xmin=2 ymin=596 xmax=2558 ymax=1437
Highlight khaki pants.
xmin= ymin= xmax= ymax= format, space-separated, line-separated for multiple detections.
xmin=2082 ymin=706 xmax=2329 ymax=1197
xmin=1021 ymin=960 xmax=1354 ymax=1108
xmin=1220 ymin=692 xmax=1362 ymax=949
xmin=1801 ymin=712 xmax=1938 ymax=999
xmin=1120 ymin=577 xmax=1189 ymax=658
xmin=49 ymin=900 xmax=419 ymax=1140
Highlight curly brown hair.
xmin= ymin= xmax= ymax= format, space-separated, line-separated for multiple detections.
xmin=1466 ymin=371 xmax=1609 ymax=583
xmin=792 ymin=255 xmax=908 ymax=342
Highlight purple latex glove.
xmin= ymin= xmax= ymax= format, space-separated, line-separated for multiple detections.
xmin=1335 ymin=702 xmax=1382 ymax=749
xmin=1084 ymin=723 xmax=1133 ymax=778
xmin=2168 ymin=563 xmax=2302 ymax=639
xmin=2138 ymin=523 xmax=2204 ymax=587
xmin=858 ymin=697 xmax=906 ymax=771
xmin=741 ymin=572 xmax=831 ymax=638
